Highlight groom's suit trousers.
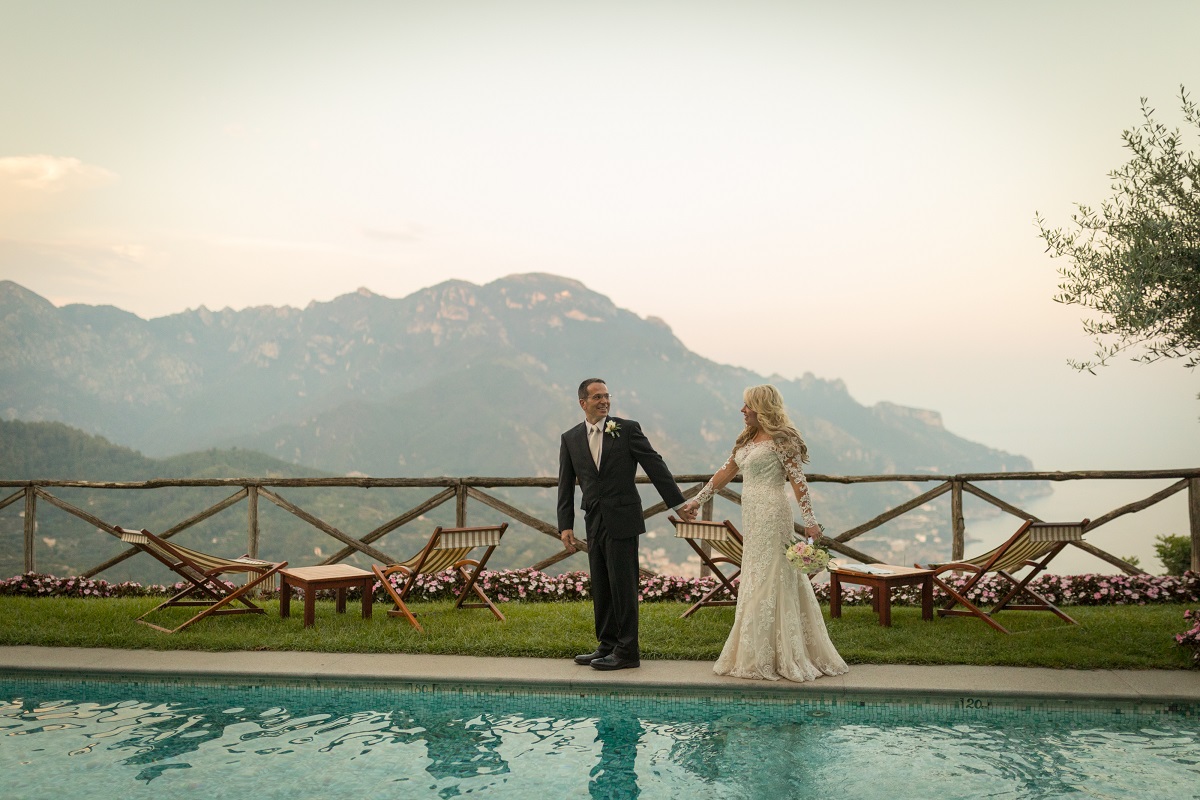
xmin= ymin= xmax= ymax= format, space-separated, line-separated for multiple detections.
xmin=586 ymin=515 xmax=640 ymax=660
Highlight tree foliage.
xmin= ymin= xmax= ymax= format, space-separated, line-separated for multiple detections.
xmin=1038 ymin=87 xmax=1200 ymax=372
xmin=1154 ymin=533 xmax=1193 ymax=577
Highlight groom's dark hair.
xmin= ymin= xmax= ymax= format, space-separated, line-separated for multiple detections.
xmin=578 ymin=378 xmax=606 ymax=400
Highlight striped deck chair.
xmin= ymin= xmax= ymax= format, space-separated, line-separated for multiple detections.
xmin=669 ymin=516 xmax=743 ymax=619
xmin=921 ymin=519 xmax=1090 ymax=634
xmin=371 ymin=524 xmax=508 ymax=633
xmin=116 ymin=526 xmax=287 ymax=634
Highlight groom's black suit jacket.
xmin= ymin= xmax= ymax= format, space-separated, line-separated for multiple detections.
xmin=557 ymin=416 xmax=685 ymax=539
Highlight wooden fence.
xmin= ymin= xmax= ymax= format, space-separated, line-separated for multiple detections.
xmin=2 ymin=469 xmax=1198 ymax=578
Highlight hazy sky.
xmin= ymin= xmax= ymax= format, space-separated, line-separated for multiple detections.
xmin=2 ymin=0 xmax=1198 ymax=481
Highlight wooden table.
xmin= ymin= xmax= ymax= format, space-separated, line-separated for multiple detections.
xmin=279 ymin=565 xmax=375 ymax=628
xmin=829 ymin=563 xmax=934 ymax=627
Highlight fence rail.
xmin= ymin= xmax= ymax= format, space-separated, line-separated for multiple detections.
xmin=3 ymin=469 xmax=1198 ymax=579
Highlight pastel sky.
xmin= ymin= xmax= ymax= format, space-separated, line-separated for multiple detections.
xmin=2 ymin=0 xmax=1197 ymax=483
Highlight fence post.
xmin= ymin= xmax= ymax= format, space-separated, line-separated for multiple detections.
xmin=951 ymin=480 xmax=965 ymax=561
xmin=1190 ymin=478 xmax=1200 ymax=573
xmin=456 ymin=482 xmax=467 ymax=527
xmin=23 ymin=485 xmax=36 ymax=573
xmin=247 ymin=484 xmax=259 ymax=559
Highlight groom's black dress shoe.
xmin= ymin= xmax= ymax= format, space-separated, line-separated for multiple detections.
xmin=574 ymin=650 xmax=610 ymax=665
xmin=589 ymin=654 xmax=640 ymax=671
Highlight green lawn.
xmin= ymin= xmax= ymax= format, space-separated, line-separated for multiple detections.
xmin=0 ymin=597 xmax=1193 ymax=670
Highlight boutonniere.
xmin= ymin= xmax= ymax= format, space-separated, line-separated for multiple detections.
xmin=604 ymin=420 xmax=621 ymax=438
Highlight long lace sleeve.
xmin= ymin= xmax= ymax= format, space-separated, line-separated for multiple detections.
xmin=776 ymin=437 xmax=819 ymax=529
xmin=692 ymin=451 xmax=739 ymax=507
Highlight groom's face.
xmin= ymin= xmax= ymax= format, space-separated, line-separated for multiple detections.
xmin=580 ymin=381 xmax=611 ymax=423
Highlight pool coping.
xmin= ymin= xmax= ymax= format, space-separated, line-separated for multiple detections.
xmin=2 ymin=646 xmax=1199 ymax=704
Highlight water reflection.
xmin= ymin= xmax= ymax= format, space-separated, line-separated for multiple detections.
xmin=1 ymin=678 xmax=1197 ymax=799
xmin=419 ymin=711 xmax=509 ymax=781
xmin=590 ymin=714 xmax=642 ymax=799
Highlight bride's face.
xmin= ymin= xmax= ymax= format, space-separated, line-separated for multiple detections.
xmin=741 ymin=403 xmax=759 ymax=428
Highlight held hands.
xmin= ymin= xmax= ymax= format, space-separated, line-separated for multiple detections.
xmin=678 ymin=502 xmax=698 ymax=522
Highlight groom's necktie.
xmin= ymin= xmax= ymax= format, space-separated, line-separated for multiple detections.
xmin=588 ymin=424 xmax=602 ymax=469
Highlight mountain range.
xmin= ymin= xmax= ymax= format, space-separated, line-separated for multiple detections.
xmin=0 ymin=274 xmax=1035 ymax=578
xmin=0 ymin=274 xmax=1029 ymax=477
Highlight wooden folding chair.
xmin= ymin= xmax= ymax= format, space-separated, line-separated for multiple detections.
xmin=669 ymin=516 xmax=743 ymax=619
xmin=920 ymin=519 xmax=1090 ymax=634
xmin=116 ymin=526 xmax=287 ymax=634
xmin=371 ymin=523 xmax=508 ymax=633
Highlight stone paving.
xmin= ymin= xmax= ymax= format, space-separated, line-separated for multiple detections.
xmin=3 ymin=646 xmax=1199 ymax=702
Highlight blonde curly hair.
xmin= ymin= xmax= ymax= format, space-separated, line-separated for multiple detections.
xmin=733 ymin=384 xmax=809 ymax=463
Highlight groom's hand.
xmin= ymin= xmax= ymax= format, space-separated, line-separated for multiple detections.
xmin=561 ymin=529 xmax=580 ymax=553
xmin=677 ymin=503 xmax=698 ymax=522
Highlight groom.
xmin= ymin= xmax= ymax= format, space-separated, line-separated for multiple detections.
xmin=558 ymin=378 xmax=693 ymax=670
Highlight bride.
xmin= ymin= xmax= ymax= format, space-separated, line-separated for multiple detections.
xmin=682 ymin=384 xmax=848 ymax=682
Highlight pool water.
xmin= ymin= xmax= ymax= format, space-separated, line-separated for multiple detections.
xmin=1 ymin=674 xmax=1197 ymax=799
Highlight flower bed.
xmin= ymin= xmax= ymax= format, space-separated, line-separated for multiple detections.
xmin=0 ymin=573 xmax=173 ymax=599
xmin=1177 ymin=609 xmax=1200 ymax=666
xmin=2 ymin=569 xmax=1197 ymax=607
xmin=814 ymin=571 xmax=1200 ymax=609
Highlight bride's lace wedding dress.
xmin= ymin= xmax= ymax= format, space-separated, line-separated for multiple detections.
xmin=694 ymin=437 xmax=848 ymax=682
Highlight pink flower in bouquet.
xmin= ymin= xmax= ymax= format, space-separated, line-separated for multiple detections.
xmin=785 ymin=538 xmax=830 ymax=575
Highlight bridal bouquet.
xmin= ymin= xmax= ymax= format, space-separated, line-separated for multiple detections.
xmin=785 ymin=537 xmax=831 ymax=575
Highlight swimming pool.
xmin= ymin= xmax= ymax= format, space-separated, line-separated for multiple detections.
xmin=1 ymin=673 xmax=1196 ymax=799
